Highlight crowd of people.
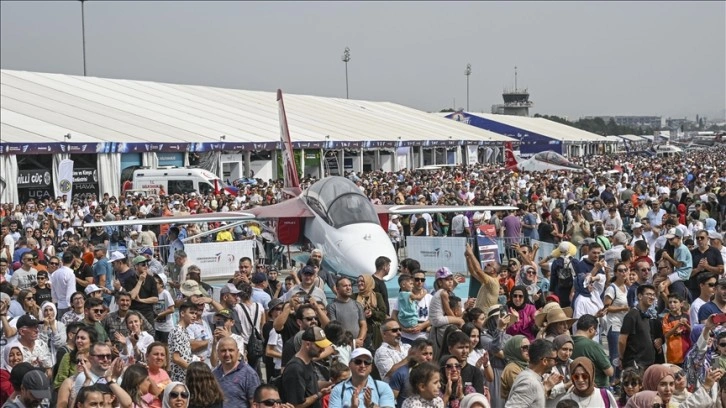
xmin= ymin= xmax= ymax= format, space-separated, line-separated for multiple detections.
xmin=1 ymin=146 xmax=726 ymax=408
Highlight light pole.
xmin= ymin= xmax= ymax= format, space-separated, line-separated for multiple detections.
xmin=464 ymin=63 xmax=471 ymax=111
xmin=80 ymin=0 xmax=87 ymax=76
xmin=341 ymin=47 xmax=351 ymax=99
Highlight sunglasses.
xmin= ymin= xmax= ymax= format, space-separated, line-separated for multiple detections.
xmin=697 ymin=236 xmax=708 ymax=240
xmin=413 ymin=278 xmax=426 ymax=283
xmin=572 ymin=373 xmax=590 ymax=381
xmin=386 ymin=328 xmax=401 ymax=333
xmin=137 ymin=261 xmax=150 ymax=266
xmin=708 ymin=283 xmax=717 ymax=287
xmin=91 ymin=309 xmax=104 ymax=314
xmin=445 ymin=363 xmax=462 ymax=369
xmin=169 ymin=391 xmax=189 ymax=399
xmin=24 ymin=297 xmax=34 ymax=301
xmin=719 ymin=342 xmax=726 ymax=347
xmin=258 ymin=400 xmax=282 ymax=407
xmin=303 ymin=317 xmax=318 ymax=322
xmin=525 ymin=270 xmax=536 ymax=275
xmin=49 ymin=262 xmax=60 ymax=266
xmin=623 ymin=381 xmax=641 ymax=388
xmin=91 ymin=353 xmax=112 ymax=360
xmin=511 ymin=294 xmax=524 ymax=299
xmin=352 ymin=359 xmax=372 ymax=366
xmin=520 ymin=345 xmax=529 ymax=351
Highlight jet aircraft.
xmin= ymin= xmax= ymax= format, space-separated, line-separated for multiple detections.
xmin=88 ymin=90 xmax=516 ymax=281
xmin=504 ymin=142 xmax=591 ymax=174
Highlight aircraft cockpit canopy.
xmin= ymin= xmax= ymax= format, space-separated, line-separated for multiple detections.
xmin=304 ymin=177 xmax=380 ymax=228
xmin=533 ymin=151 xmax=574 ymax=167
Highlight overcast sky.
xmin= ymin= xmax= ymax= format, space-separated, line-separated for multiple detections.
xmin=2 ymin=1 xmax=724 ymax=120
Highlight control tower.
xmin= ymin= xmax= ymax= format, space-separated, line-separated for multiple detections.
xmin=491 ymin=66 xmax=533 ymax=116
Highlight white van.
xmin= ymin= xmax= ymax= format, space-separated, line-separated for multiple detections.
xmin=132 ymin=167 xmax=231 ymax=196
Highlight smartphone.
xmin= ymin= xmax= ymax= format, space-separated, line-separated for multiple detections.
xmin=598 ymin=255 xmax=605 ymax=261
xmin=712 ymin=313 xmax=726 ymax=325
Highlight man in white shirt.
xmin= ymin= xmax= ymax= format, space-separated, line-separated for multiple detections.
xmin=374 ymin=319 xmax=411 ymax=383
xmin=51 ymin=252 xmax=77 ymax=319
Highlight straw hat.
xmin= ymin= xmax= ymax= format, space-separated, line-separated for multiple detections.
xmin=535 ymin=305 xmax=576 ymax=328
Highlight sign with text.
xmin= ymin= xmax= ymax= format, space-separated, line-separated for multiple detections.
xmin=183 ymin=240 xmax=255 ymax=281
xmin=406 ymin=236 xmax=468 ymax=273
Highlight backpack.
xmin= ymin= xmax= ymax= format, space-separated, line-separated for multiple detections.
xmin=557 ymin=258 xmax=575 ymax=282
xmin=241 ymin=303 xmax=264 ymax=366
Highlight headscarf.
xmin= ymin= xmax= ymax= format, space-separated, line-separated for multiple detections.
xmin=503 ymin=335 xmax=528 ymax=369
xmin=570 ymin=356 xmax=595 ymax=398
xmin=573 ymin=272 xmax=593 ymax=299
xmin=162 ymin=382 xmax=190 ymax=408
xmin=356 ymin=274 xmax=377 ymax=309
xmin=642 ymin=364 xmax=673 ymax=391
xmin=41 ymin=301 xmax=57 ymax=320
xmin=553 ymin=334 xmax=573 ymax=361
xmin=1 ymin=341 xmax=22 ymax=371
xmin=518 ymin=266 xmax=536 ymax=286
xmin=506 ymin=286 xmax=530 ymax=312
xmin=624 ymin=390 xmax=658 ymax=408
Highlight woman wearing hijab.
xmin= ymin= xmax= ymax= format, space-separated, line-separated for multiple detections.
xmin=624 ymin=391 xmax=661 ymax=408
xmin=641 ymin=364 xmax=677 ymax=407
xmin=560 ymin=357 xmax=617 ymax=407
xmin=162 ymin=382 xmax=189 ymax=408
xmin=571 ymin=269 xmax=606 ymax=337
xmin=505 ymin=286 xmax=536 ymax=341
xmin=354 ymin=273 xmax=387 ymax=350
xmin=515 ymin=265 xmax=539 ymax=303
xmin=545 ymin=334 xmax=574 ymax=408
xmin=500 ymin=334 xmax=529 ymax=401
xmin=39 ymin=301 xmax=66 ymax=366
xmin=0 ymin=343 xmax=24 ymax=405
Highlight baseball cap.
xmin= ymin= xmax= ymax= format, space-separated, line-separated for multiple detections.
xmin=108 ymin=251 xmax=125 ymax=262
xmin=215 ymin=309 xmax=234 ymax=320
xmin=300 ymin=266 xmax=315 ymax=276
xmin=180 ymin=280 xmax=203 ymax=297
xmin=21 ymin=369 xmax=52 ymax=400
xmin=665 ymin=228 xmax=684 ymax=240
xmin=632 ymin=222 xmax=643 ymax=229
xmin=349 ymin=347 xmax=373 ymax=362
xmin=708 ymin=231 xmax=723 ymax=241
xmin=93 ymin=245 xmax=107 ymax=252
xmin=435 ymin=267 xmax=453 ymax=280
xmin=84 ymin=284 xmax=103 ymax=295
xmin=251 ymin=272 xmax=267 ymax=284
xmin=140 ymin=247 xmax=154 ymax=256
xmin=301 ymin=327 xmax=332 ymax=348
xmin=16 ymin=314 xmax=40 ymax=330
xmin=219 ymin=283 xmax=241 ymax=295
xmin=267 ymin=298 xmax=284 ymax=314
xmin=132 ymin=255 xmax=148 ymax=265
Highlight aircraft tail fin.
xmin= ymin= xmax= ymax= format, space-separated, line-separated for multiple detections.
xmin=504 ymin=142 xmax=518 ymax=170
xmin=277 ymin=89 xmax=300 ymax=190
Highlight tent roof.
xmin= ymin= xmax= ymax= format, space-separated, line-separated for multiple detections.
xmin=457 ymin=112 xmax=608 ymax=142
xmin=0 ymin=70 xmax=513 ymax=146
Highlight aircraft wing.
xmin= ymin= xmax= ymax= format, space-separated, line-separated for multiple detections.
xmin=387 ymin=205 xmax=519 ymax=215
xmin=245 ymin=197 xmax=315 ymax=219
xmin=85 ymin=211 xmax=256 ymax=228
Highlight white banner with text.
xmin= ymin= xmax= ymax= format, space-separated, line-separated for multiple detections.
xmin=184 ymin=240 xmax=255 ymax=281
xmin=406 ymin=236 xmax=468 ymax=273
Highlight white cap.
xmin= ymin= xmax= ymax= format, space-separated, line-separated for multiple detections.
xmin=632 ymin=222 xmax=643 ymax=229
xmin=84 ymin=284 xmax=102 ymax=295
xmin=349 ymin=348 xmax=373 ymax=362
xmin=108 ymin=251 xmax=125 ymax=262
